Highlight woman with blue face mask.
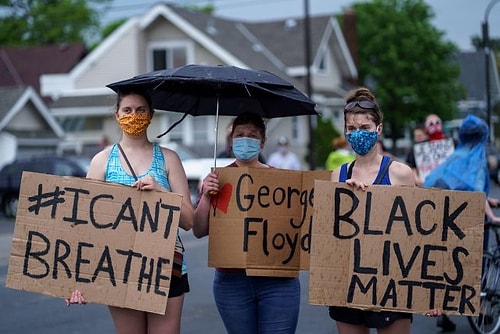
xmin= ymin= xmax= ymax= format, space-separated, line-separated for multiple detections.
xmin=328 ymin=87 xmax=441 ymax=334
xmin=192 ymin=111 xmax=300 ymax=334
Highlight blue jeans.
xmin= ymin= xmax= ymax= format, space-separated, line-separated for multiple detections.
xmin=213 ymin=271 xmax=300 ymax=334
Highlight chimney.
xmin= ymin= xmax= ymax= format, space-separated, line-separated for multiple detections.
xmin=342 ymin=8 xmax=359 ymax=69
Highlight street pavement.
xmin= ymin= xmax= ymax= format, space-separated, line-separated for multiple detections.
xmin=2 ymin=179 xmax=498 ymax=333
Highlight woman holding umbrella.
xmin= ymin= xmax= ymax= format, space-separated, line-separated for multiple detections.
xmin=66 ymin=90 xmax=194 ymax=334
xmin=328 ymin=87 xmax=441 ymax=334
xmin=193 ymin=111 xmax=300 ymax=334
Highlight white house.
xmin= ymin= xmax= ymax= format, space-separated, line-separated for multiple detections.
xmin=41 ymin=3 xmax=357 ymax=167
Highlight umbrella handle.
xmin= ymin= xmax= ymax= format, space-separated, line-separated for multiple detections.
xmin=213 ymin=96 xmax=219 ymax=168
xmin=208 ymin=97 xmax=220 ymax=196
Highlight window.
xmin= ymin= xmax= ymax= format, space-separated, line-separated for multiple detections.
xmin=161 ymin=114 xmax=211 ymax=145
xmin=292 ymin=116 xmax=299 ymax=141
xmin=151 ymin=44 xmax=189 ymax=70
xmin=166 ymin=114 xmax=184 ymax=143
xmin=317 ymin=47 xmax=329 ymax=73
xmin=192 ymin=116 xmax=210 ymax=142
xmin=59 ymin=116 xmax=102 ymax=132
xmin=60 ymin=117 xmax=84 ymax=132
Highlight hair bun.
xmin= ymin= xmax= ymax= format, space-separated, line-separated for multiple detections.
xmin=355 ymin=88 xmax=375 ymax=101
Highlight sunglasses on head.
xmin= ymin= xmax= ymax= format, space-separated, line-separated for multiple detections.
xmin=425 ymin=120 xmax=442 ymax=127
xmin=344 ymin=100 xmax=378 ymax=113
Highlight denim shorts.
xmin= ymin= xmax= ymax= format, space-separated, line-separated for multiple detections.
xmin=329 ymin=306 xmax=412 ymax=329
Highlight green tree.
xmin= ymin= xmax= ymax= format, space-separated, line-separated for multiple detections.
xmin=0 ymin=0 xmax=111 ymax=46
xmin=313 ymin=116 xmax=341 ymax=168
xmin=472 ymin=35 xmax=500 ymax=51
xmin=186 ymin=3 xmax=214 ymax=14
xmin=350 ymin=0 xmax=462 ymax=143
xmin=472 ymin=35 xmax=500 ymax=74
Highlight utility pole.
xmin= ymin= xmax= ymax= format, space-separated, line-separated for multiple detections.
xmin=303 ymin=0 xmax=316 ymax=169
xmin=483 ymin=0 xmax=500 ymax=144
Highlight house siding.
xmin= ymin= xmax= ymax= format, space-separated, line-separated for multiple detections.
xmin=37 ymin=3 xmax=356 ymax=169
xmin=312 ymin=48 xmax=342 ymax=91
xmin=76 ymin=28 xmax=143 ymax=89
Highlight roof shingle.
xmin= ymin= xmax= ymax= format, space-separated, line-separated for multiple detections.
xmin=0 ymin=44 xmax=87 ymax=99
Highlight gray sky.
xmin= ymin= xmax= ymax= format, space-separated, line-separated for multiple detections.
xmin=104 ymin=0 xmax=500 ymax=51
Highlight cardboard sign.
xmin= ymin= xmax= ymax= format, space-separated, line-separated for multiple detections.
xmin=309 ymin=181 xmax=485 ymax=316
xmin=207 ymin=167 xmax=330 ymax=277
xmin=6 ymin=172 xmax=182 ymax=315
xmin=414 ymin=138 xmax=455 ymax=181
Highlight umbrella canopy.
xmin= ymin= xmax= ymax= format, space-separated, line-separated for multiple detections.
xmin=106 ymin=64 xmax=318 ymax=119
xmin=107 ymin=64 xmax=318 ymax=165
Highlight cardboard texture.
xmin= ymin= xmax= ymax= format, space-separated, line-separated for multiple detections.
xmin=207 ymin=167 xmax=330 ymax=277
xmin=309 ymin=181 xmax=485 ymax=316
xmin=414 ymin=138 xmax=455 ymax=181
xmin=6 ymin=172 xmax=182 ymax=315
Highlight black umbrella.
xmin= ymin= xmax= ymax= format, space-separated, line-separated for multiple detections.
xmin=107 ymin=64 xmax=318 ymax=165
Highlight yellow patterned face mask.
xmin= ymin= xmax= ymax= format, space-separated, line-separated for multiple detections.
xmin=117 ymin=113 xmax=152 ymax=137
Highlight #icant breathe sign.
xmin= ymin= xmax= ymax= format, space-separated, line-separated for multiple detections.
xmin=6 ymin=172 xmax=182 ymax=315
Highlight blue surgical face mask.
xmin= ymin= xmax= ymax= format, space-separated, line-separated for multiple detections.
xmin=232 ymin=137 xmax=261 ymax=162
xmin=346 ymin=130 xmax=378 ymax=156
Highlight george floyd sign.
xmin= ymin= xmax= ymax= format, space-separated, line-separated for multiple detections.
xmin=207 ymin=167 xmax=331 ymax=277
xmin=6 ymin=172 xmax=182 ymax=315
xmin=309 ymin=181 xmax=485 ymax=316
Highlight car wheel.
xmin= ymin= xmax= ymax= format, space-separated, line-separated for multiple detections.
xmin=3 ymin=194 xmax=18 ymax=218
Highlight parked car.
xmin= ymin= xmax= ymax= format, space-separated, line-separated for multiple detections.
xmin=0 ymin=155 xmax=90 ymax=218
xmin=182 ymin=156 xmax=234 ymax=204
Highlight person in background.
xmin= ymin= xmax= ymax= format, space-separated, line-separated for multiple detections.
xmin=65 ymin=90 xmax=194 ymax=334
xmin=413 ymin=126 xmax=428 ymax=144
xmin=423 ymin=113 xmax=445 ymax=141
xmin=193 ymin=112 xmax=300 ymax=334
xmin=328 ymin=86 xmax=441 ymax=334
xmin=405 ymin=126 xmax=428 ymax=186
xmin=267 ymin=136 xmax=301 ymax=170
xmin=406 ymin=114 xmax=448 ymax=186
xmin=325 ymin=136 xmax=355 ymax=171
xmin=424 ymin=113 xmax=446 ymax=141
xmin=424 ymin=114 xmax=500 ymax=332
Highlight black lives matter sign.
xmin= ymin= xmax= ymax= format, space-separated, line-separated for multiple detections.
xmin=310 ymin=181 xmax=484 ymax=316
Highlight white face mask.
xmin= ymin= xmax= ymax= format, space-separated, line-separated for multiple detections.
xmin=277 ymin=146 xmax=288 ymax=154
